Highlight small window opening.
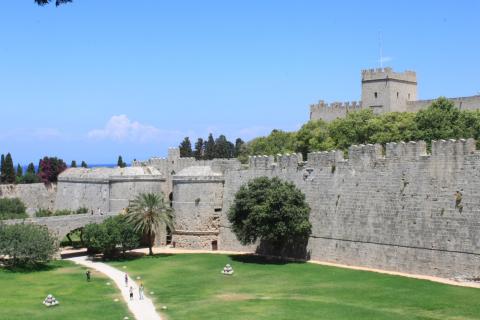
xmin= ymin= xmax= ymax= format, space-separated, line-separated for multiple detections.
xmin=397 ymin=92 xmax=399 ymax=98
xmin=374 ymin=92 xmax=378 ymax=98
xmin=408 ymin=93 xmax=411 ymax=100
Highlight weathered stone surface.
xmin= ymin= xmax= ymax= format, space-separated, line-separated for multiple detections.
xmin=0 ymin=183 xmax=56 ymax=215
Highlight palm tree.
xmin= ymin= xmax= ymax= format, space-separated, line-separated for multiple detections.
xmin=126 ymin=193 xmax=174 ymax=256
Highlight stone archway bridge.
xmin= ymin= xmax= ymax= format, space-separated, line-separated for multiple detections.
xmin=2 ymin=213 xmax=119 ymax=240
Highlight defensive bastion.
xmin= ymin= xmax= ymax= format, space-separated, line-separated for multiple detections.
xmin=3 ymin=139 xmax=480 ymax=279
xmin=169 ymin=138 xmax=480 ymax=279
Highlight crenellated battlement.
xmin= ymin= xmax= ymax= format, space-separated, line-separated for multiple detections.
xmin=245 ymin=139 xmax=478 ymax=172
xmin=307 ymin=150 xmax=344 ymax=167
xmin=361 ymin=67 xmax=417 ymax=83
xmin=385 ymin=141 xmax=427 ymax=160
xmin=248 ymin=155 xmax=275 ymax=169
xmin=431 ymin=138 xmax=476 ymax=157
xmin=310 ymin=100 xmax=363 ymax=113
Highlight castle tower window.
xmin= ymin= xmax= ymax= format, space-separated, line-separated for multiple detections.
xmin=374 ymin=92 xmax=378 ymax=98
xmin=408 ymin=93 xmax=411 ymax=100
xmin=397 ymin=92 xmax=399 ymax=99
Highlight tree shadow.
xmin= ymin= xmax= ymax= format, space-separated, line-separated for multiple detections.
xmin=229 ymin=254 xmax=301 ymax=265
xmin=1 ymin=263 xmax=60 ymax=274
xmin=91 ymin=252 xmax=175 ymax=262
xmin=254 ymin=237 xmax=311 ymax=261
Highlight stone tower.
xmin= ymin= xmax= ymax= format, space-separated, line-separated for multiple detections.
xmin=361 ymin=67 xmax=417 ymax=113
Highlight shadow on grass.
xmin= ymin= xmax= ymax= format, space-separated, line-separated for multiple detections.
xmin=92 ymin=251 xmax=176 ymax=262
xmin=229 ymin=254 xmax=307 ymax=265
xmin=0 ymin=262 xmax=60 ymax=274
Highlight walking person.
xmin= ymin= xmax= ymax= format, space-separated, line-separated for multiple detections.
xmin=129 ymin=286 xmax=134 ymax=301
xmin=86 ymin=270 xmax=91 ymax=282
xmin=139 ymin=283 xmax=144 ymax=300
xmin=124 ymin=273 xmax=129 ymax=287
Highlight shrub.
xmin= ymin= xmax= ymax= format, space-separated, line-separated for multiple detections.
xmin=35 ymin=208 xmax=77 ymax=217
xmin=228 ymin=177 xmax=312 ymax=255
xmin=0 ymin=198 xmax=28 ymax=220
xmin=75 ymin=207 xmax=89 ymax=214
xmin=0 ymin=223 xmax=58 ymax=267
xmin=83 ymin=216 xmax=140 ymax=258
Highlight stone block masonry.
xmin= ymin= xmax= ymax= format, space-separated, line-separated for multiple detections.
xmin=217 ymin=139 xmax=480 ymax=278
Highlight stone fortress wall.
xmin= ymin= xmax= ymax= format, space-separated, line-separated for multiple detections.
xmin=310 ymin=67 xmax=480 ymax=122
xmin=0 ymin=183 xmax=56 ymax=216
xmin=3 ymin=140 xmax=480 ymax=278
xmin=167 ymin=139 xmax=480 ymax=278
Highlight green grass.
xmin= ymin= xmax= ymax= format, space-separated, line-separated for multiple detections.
xmin=0 ymin=260 xmax=131 ymax=320
xmin=111 ymin=254 xmax=480 ymax=320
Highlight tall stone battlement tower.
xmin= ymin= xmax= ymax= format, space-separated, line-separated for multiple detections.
xmin=361 ymin=67 xmax=417 ymax=113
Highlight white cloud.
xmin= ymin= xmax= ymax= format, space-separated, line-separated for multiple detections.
xmin=88 ymin=115 xmax=183 ymax=143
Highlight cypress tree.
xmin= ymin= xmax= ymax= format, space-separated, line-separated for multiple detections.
xmin=81 ymin=161 xmax=88 ymax=168
xmin=179 ymin=137 xmax=193 ymax=157
xmin=117 ymin=156 xmax=126 ymax=168
xmin=194 ymin=138 xmax=204 ymax=160
xmin=23 ymin=163 xmax=39 ymax=184
xmin=235 ymin=138 xmax=245 ymax=157
xmin=16 ymin=164 xmax=23 ymax=177
xmin=0 ymin=154 xmax=5 ymax=183
xmin=204 ymin=133 xmax=216 ymax=160
xmin=71 ymin=160 xmax=77 ymax=168
xmin=4 ymin=153 xmax=15 ymax=184
xmin=26 ymin=163 xmax=36 ymax=175
xmin=214 ymin=135 xmax=233 ymax=158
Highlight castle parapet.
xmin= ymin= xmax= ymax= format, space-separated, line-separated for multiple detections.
xmin=310 ymin=100 xmax=363 ymax=122
xmin=361 ymin=67 xmax=417 ymax=83
xmin=248 ymin=155 xmax=275 ymax=169
xmin=277 ymin=153 xmax=303 ymax=169
xmin=348 ymin=144 xmax=383 ymax=165
xmin=431 ymin=138 xmax=476 ymax=158
xmin=386 ymin=141 xmax=427 ymax=160
xmin=307 ymin=150 xmax=344 ymax=167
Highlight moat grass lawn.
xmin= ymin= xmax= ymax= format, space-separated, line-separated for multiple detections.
xmin=0 ymin=260 xmax=131 ymax=320
xmin=111 ymin=253 xmax=480 ymax=320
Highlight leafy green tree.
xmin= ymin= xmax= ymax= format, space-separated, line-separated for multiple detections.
xmin=204 ymin=133 xmax=216 ymax=160
xmin=70 ymin=160 xmax=77 ymax=168
xmin=179 ymin=137 xmax=193 ymax=158
xmin=194 ymin=138 xmax=204 ymax=160
xmin=83 ymin=216 xmax=140 ymax=257
xmin=126 ymin=193 xmax=174 ymax=256
xmin=328 ymin=109 xmax=377 ymax=151
xmin=117 ymin=156 xmax=127 ymax=168
xmin=81 ymin=161 xmax=88 ymax=168
xmin=0 ymin=224 xmax=58 ymax=267
xmin=117 ymin=217 xmax=140 ymax=256
xmin=4 ymin=153 xmax=16 ymax=184
xmin=228 ymin=177 xmax=311 ymax=255
xmin=246 ymin=130 xmax=296 ymax=156
xmin=294 ymin=120 xmax=334 ymax=158
xmin=413 ymin=97 xmax=475 ymax=143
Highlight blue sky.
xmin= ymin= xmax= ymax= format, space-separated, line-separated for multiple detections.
xmin=0 ymin=1 xmax=479 ymax=164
